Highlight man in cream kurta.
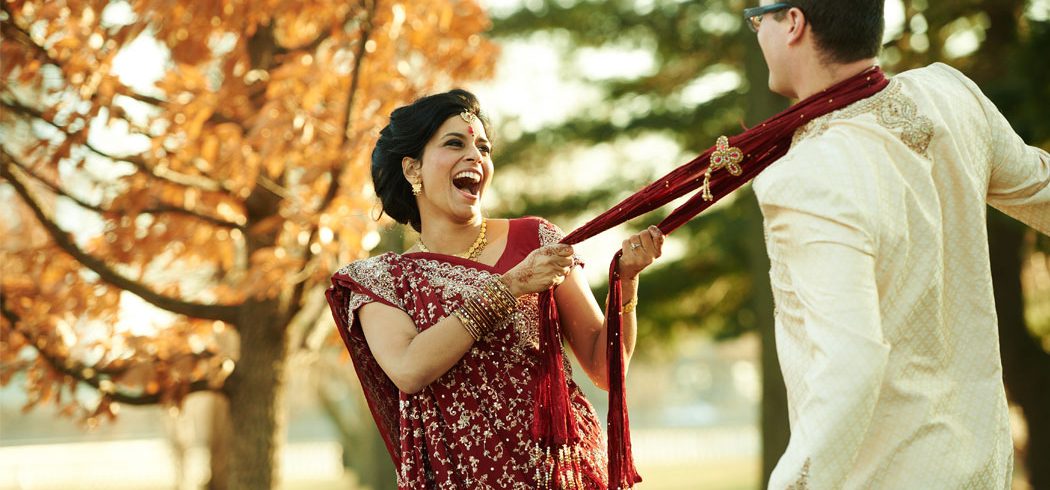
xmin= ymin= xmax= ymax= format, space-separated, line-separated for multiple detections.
xmin=756 ymin=61 xmax=1049 ymax=489
xmin=747 ymin=2 xmax=1050 ymax=489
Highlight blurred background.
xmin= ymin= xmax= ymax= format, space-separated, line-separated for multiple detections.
xmin=2 ymin=0 xmax=1048 ymax=489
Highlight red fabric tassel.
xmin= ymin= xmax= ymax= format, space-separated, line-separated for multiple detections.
xmin=604 ymin=251 xmax=641 ymax=487
xmin=526 ymin=67 xmax=889 ymax=488
xmin=533 ymin=291 xmax=581 ymax=446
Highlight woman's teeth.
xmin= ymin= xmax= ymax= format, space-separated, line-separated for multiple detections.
xmin=452 ymin=171 xmax=481 ymax=195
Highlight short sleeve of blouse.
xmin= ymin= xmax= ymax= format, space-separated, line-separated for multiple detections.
xmin=333 ymin=254 xmax=403 ymax=331
xmin=535 ymin=218 xmax=585 ymax=269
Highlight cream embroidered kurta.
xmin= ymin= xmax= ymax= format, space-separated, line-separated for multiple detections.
xmin=754 ymin=62 xmax=1050 ymax=489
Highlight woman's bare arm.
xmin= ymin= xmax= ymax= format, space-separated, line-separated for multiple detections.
xmin=559 ymin=226 xmax=662 ymax=390
xmin=359 ymin=302 xmax=477 ymax=394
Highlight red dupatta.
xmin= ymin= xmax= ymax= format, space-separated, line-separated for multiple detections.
xmin=533 ymin=66 xmax=890 ymax=488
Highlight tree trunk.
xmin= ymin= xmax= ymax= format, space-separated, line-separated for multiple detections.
xmin=209 ymin=394 xmax=231 ymax=490
xmin=224 ymin=299 xmax=289 ymax=490
xmin=347 ymin=394 xmax=397 ymax=490
xmin=744 ymin=36 xmax=791 ymax=487
xmin=988 ymin=210 xmax=1050 ymax=488
xmin=317 ymin=375 xmax=397 ymax=490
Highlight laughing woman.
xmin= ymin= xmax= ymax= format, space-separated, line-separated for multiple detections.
xmin=326 ymin=89 xmax=663 ymax=489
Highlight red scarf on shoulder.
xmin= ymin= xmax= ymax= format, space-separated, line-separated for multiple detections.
xmin=533 ymin=66 xmax=890 ymax=488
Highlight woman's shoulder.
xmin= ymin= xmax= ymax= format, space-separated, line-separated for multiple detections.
xmin=532 ymin=216 xmax=568 ymax=246
xmin=505 ymin=216 xmax=566 ymax=248
xmin=508 ymin=215 xmax=562 ymax=231
xmin=334 ymin=252 xmax=402 ymax=282
xmin=331 ymin=252 xmax=405 ymax=311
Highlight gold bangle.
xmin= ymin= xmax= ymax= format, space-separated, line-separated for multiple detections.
xmin=454 ymin=277 xmax=519 ymax=341
xmin=453 ymin=309 xmax=482 ymax=341
xmin=621 ymin=296 xmax=638 ymax=314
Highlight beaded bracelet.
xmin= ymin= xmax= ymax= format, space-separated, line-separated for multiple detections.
xmin=453 ymin=277 xmax=518 ymax=341
xmin=622 ymin=296 xmax=638 ymax=314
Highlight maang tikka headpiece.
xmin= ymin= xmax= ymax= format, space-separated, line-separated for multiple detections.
xmin=460 ymin=111 xmax=477 ymax=135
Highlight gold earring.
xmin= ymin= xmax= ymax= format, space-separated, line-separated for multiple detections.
xmin=411 ymin=181 xmax=422 ymax=196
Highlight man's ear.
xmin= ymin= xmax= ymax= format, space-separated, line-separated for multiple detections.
xmin=785 ymin=8 xmax=807 ymax=46
xmin=402 ymin=156 xmax=421 ymax=184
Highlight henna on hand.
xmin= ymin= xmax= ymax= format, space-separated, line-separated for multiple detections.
xmin=501 ymin=244 xmax=575 ymax=296
xmin=500 ymin=268 xmax=527 ymax=297
xmin=540 ymin=244 xmax=572 ymax=257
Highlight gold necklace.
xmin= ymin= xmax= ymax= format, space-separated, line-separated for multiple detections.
xmin=417 ymin=219 xmax=488 ymax=260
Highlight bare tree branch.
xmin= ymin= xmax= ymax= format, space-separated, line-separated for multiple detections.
xmin=0 ymin=98 xmax=241 ymax=197
xmin=0 ymin=157 xmax=241 ymax=323
xmin=0 ymin=297 xmax=220 ymax=405
xmin=274 ymin=25 xmax=336 ymax=57
xmin=341 ymin=1 xmax=378 ymax=148
xmin=112 ymin=87 xmax=243 ymax=127
xmin=287 ymin=285 xmax=331 ymax=352
xmin=288 ymin=1 xmax=378 ymax=318
xmin=0 ymin=6 xmax=60 ymax=66
xmin=116 ymin=90 xmax=167 ymax=107
xmin=3 ymin=2 xmax=242 ymax=130
xmin=5 ymin=152 xmax=245 ymax=230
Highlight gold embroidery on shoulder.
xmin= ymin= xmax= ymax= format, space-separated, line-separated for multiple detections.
xmin=786 ymin=459 xmax=811 ymax=490
xmin=792 ymin=80 xmax=934 ymax=158
xmin=339 ymin=254 xmax=400 ymax=308
xmin=537 ymin=219 xmax=563 ymax=247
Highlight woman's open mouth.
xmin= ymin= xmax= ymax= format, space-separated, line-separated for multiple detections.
xmin=452 ymin=170 xmax=482 ymax=198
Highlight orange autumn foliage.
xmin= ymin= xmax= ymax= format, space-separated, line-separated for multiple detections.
xmin=1 ymin=0 xmax=497 ymax=425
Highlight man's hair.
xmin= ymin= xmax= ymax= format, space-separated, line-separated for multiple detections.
xmin=778 ymin=0 xmax=885 ymax=63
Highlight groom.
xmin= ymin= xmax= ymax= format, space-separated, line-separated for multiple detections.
xmin=745 ymin=0 xmax=1050 ymax=488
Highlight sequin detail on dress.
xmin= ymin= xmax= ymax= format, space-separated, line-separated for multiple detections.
xmin=332 ymin=220 xmax=609 ymax=489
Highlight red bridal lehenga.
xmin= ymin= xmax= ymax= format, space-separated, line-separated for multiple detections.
xmin=327 ymin=217 xmax=608 ymax=489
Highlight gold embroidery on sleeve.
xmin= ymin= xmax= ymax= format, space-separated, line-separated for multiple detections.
xmin=786 ymin=459 xmax=811 ymax=490
xmin=339 ymin=254 xmax=400 ymax=307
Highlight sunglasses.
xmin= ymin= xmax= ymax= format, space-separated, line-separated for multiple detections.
xmin=743 ymin=2 xmax=793 ymax=32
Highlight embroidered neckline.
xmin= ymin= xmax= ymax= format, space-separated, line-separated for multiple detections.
xmin=792 ymin=79 xmax=934 ymax=158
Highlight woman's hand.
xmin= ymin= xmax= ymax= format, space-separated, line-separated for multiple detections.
xmin=500 ymin=244 xmax=576 ymax=297
xmin=618 ymin=225 xmax=664 ymax=280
